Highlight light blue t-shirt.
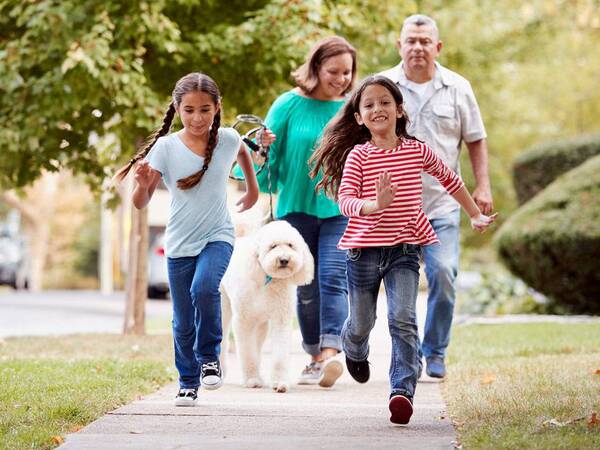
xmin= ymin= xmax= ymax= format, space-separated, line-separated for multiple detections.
xmin=145 ymin=128 xmax=241 ymax=258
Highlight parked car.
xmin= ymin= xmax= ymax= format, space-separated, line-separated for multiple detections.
xmin=148 ymin=229 xmax=169 ymax=299
xmin=0 ymin=228 xmax=29 ymax=289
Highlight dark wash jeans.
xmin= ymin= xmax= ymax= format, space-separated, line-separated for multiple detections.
xmin=167 ymin=241 xmax=233 ymax=389
xmin=281 ymin=212 xmax=349 ymax=356
xmin=342 ymin=243 xmax=421 ymax=399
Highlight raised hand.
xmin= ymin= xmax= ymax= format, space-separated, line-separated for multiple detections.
xmin=470 ymin=212 xmax=498 ymax=233
xmin=375 ymin=171 xmax=397 ymax=211
xmin=133 ymin=160 xmax=154 ymax=188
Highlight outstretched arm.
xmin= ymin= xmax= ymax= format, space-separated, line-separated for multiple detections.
xmin=452 ymin=185 xmax=497 ymax=233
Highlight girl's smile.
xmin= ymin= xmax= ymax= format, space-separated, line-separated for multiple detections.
xmin=354 ymin=84 xmax=403 ymax=141
xmin=176 ymin=91 xmax=219 ymax=139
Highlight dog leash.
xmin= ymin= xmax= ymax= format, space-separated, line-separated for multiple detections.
xmin=231 ymin=114 xmax=275 ymax=223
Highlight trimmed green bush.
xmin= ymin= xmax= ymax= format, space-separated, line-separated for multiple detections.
xmin=495 ymin=154 xmax=600 ymax=314
xmin=513 ymin=134 xmax=600 ymax=204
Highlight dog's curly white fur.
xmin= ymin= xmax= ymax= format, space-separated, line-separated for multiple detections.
xmin=220 ymin=220 xmax=314 ymax=393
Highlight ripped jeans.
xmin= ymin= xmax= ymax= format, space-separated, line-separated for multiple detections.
xmin=282 ymin=213 xmax=349 ymax=356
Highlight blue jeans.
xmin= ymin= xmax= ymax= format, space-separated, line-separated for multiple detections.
xmin=421 ymin=209 xmax=460 ymax=360
xmin=342 ymin=244 xmax=421 ymax=399
xmin=167 ymin=241 xmax=233 ymax=389
xmin=281 ymin=213 xmax=349 ymax=356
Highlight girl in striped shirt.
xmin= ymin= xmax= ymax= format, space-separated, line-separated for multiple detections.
xmin=310 ymin=75 xmax=496 ymax=424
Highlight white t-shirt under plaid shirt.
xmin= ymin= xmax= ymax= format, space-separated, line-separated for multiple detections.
xmin=337 ymin=138 xmax=464 ymax=250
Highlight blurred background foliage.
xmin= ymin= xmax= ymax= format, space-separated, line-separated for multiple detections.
xmin=1 ymin=0 xmax=599 ymax=298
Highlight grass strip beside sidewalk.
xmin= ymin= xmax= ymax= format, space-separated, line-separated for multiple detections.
xmin=0 ymin=334 xmax=174 ymax=449
xmin=445 ymin=322 xmax=600 ymax=449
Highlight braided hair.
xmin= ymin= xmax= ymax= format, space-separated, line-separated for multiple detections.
xmin=114 ymin=72 xmax=221 ymax=190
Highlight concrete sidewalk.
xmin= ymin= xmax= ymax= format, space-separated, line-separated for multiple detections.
xmin=60 ymin=293 xmax=456 ymax=449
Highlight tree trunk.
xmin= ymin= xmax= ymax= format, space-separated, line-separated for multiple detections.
xmin=123 ymin=205 xmax=148 ymax=335
xmin=1 ymin=172 xmax=59 ymax=292
xmin=99 ymin=193 xmax=113 ymax=295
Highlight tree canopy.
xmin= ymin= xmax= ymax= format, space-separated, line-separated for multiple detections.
xmin=2 ymin=0 xmax=599 ymax=224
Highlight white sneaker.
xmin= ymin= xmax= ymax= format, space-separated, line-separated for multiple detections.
xmin=297 ymin=361 xmax=322 ymax=385
xmin=201 ymin=361 xmax=223 ymax=390
xmin=318 ymin=358 xmax=343 ymax=388
xmin=174 ymin=388 xmax=198 ymax=407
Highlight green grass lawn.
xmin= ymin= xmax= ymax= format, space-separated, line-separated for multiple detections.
xmin=2 ymin=323 xmax=599 ymax=449
xmin=445 ymin=322 xmax=600 ymax=449
xmin=0 ymin=334 xmax=175 ymax=449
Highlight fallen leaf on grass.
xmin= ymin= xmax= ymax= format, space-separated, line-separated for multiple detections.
xmin=52 ymin=436 xmax=64 ymax=445
xmin=542 ymin=418 xmax=568 ymax=428
xmin=480 ymin=374 xmax=496 ymax=385
xmin=588 ymin=411 xmax=599 ymax=429
xmin=594 ymin=369 xmax=600 ymax=375
xmin=542 ymin=415 xmax=587 ymax=428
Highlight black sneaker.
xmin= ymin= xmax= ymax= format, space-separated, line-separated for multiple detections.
xmin=345 ymin=356 xmax=370 ymax=383
xmin=201 ymin=360 xmax=223 ymax=390
xmin=389 ymin=394 xmax=413 ymax=424
xmin=174 ymin=388 xmax=198 ymax=407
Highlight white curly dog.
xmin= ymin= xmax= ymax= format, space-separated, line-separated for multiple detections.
xmin=220 ymin=220 xmax=314 ymax=393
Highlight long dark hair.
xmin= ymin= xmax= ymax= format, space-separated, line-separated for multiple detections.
xmin=292 ymin=36 xmax=357 ymax=96
xmin=113 ymin=72 xmax=221 ymax=190
xmin=309 ymin=75 xmax=416 ymax=199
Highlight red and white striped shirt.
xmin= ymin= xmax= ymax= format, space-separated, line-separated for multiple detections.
xmin=337 ymin=139 xmax=464 ymax=249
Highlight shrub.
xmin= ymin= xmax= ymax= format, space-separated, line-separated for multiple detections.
xmin=494 ymin=154 xmax=600 ymax=314
xmin=512 ymin=134 xmax=600 ymax=204
xmin=457 ymin=265 xmax=560 ymax=316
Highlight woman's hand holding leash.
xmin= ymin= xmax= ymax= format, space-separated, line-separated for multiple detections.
xmin=253 ymin=128 xmax=276 ymax=165
xmin=257 ymin=128 xmax=276 ymax=148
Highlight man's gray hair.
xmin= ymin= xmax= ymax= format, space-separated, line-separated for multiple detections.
xmin=401 ymin=14 xmax=439 ymax=40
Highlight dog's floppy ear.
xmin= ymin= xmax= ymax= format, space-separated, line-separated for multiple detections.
xmin=247 ymin=234 xmax=265 ymax=279
xmin=291 ymin=232 xmax=314 ymax=286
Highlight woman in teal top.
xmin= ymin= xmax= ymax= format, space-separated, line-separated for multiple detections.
xmin=258 ymin=36 xmax=357 ymax=388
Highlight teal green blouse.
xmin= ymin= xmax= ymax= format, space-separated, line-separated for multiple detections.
xmin=258 ymin=90 xmax=345 ymax=219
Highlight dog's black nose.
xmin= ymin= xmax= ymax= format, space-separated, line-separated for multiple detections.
xmin=279 ymin=258 xmax=289 ymax=267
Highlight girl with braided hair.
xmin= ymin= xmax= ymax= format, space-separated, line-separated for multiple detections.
xmin=114 ymin=72 xmax=275 ymax=406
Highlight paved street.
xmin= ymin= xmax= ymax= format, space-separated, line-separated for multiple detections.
xmin=0 ymin=289 xmax=170 ymax=338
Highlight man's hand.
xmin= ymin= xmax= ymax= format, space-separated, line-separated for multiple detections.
xmin=472 ymin=185 xmax=493 ymax=215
